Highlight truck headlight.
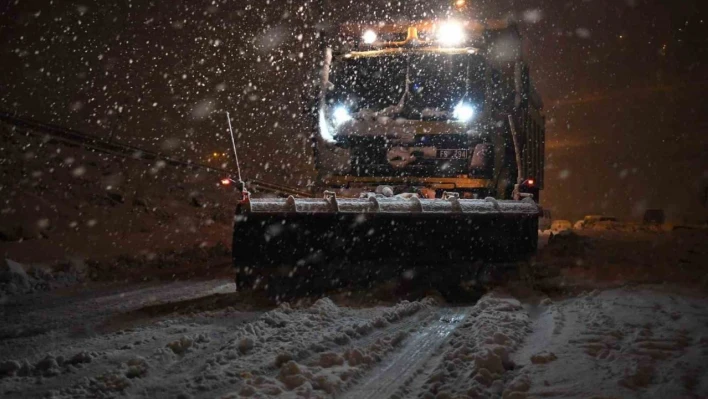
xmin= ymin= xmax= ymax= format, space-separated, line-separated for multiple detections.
xmin=437 ymin=22 xmax=465 ymax=46
xmin=362 ymin=30 xmax=377 ymax=44
xmin=453 ymin=102 xmax=475 ymax=122
xmin=332 ymin=106 xmax=352 ymax=126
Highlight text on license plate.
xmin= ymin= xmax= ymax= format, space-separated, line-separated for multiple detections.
xmin=436 ymin=149 xmax=469 ymax=159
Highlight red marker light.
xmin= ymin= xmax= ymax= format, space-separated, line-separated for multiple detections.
xmin=527 ymin=179 xmax=535 ymax=186
xmin=220 ymin=178 xmax=231 ymax=185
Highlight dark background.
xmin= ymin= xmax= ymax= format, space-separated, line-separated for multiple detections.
xmin=1 ymin=0 xmax=706 ymax=222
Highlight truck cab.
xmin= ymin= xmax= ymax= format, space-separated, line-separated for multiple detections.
xmin=313 ymin=18 xmax=545 ymax=201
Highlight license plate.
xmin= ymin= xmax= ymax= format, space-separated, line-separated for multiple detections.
xmin=436 ymin=149 xmax=469 ymax=159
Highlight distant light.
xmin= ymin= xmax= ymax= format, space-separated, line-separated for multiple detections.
xmin=213 ymin=152 xmax=219 ymax=157
xmin=454 ymin=0 xmax=466 ymax=8
xmin=221 ymin=178 xmax=231 ymax=185
xmin=453 ymin=102 xmax=475 ymax=122
xmin=362 ymin=29 xmax=377 ymax=44
xmin=333 ymin=106 xmax=352 ymax=126
xmin=437 ymin=21 xmax=465 ymax=46
xmin=527 ymin=179 xmax=535 ymax=186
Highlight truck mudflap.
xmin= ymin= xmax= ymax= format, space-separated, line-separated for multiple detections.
xmin=232 ymin=193 xmax=539 ymax=295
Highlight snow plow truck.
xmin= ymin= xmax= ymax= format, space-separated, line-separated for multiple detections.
xmin=232 ymin=1 xmax=545 ymax=296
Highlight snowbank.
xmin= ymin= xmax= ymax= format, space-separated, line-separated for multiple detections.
xmin=0 ymin=258 xmax=85 ymax=301
xmin=575 ymin=219 xmax=678 ymax=233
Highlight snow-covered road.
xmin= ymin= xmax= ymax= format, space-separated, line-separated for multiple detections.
xmin=1 ymin=281 xmax=708 ymax=398
xmin=342 ymin=307 xmax=470 ymax=399
xmin=0 ymin=278 xmax=240 ymax=347
xmin=3 ymin=225 xmax=708 ymax=398
xmin=516 ymin=287 xmax=708 ymax=398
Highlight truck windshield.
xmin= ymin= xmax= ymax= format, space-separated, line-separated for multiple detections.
xmin=327 ymin=53 xmax=485 ymax=116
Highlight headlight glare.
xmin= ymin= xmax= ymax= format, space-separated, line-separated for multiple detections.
xmin=332 ymin=106 xmax=352 ymax=126
xmin=453 ymin=102 xmax=475 ymax=122
xmin=362 ymin=30 xmax=377 ymax=44
xmin=437 ymin=22 xmax=465 ymax=46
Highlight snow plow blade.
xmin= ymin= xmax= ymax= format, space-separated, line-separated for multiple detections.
xmin=232 ymin=194 xmax=539 ymax=294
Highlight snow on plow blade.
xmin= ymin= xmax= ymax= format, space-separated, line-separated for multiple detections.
xmin=232 ymin=194 xmax=539 ymax=292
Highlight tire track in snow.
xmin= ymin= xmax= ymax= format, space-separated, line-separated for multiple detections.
xmin=342 ymin=307 xmax=470 ymax=399
xmin=194 ymin=298 xmax=440 ymax=398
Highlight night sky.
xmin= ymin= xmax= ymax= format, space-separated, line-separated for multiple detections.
xmin=1 ymin=0 xmax=706 ymax=222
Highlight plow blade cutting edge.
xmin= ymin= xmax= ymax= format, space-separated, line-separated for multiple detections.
xmin=232 ymin=194 xmax=540 ymax=294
